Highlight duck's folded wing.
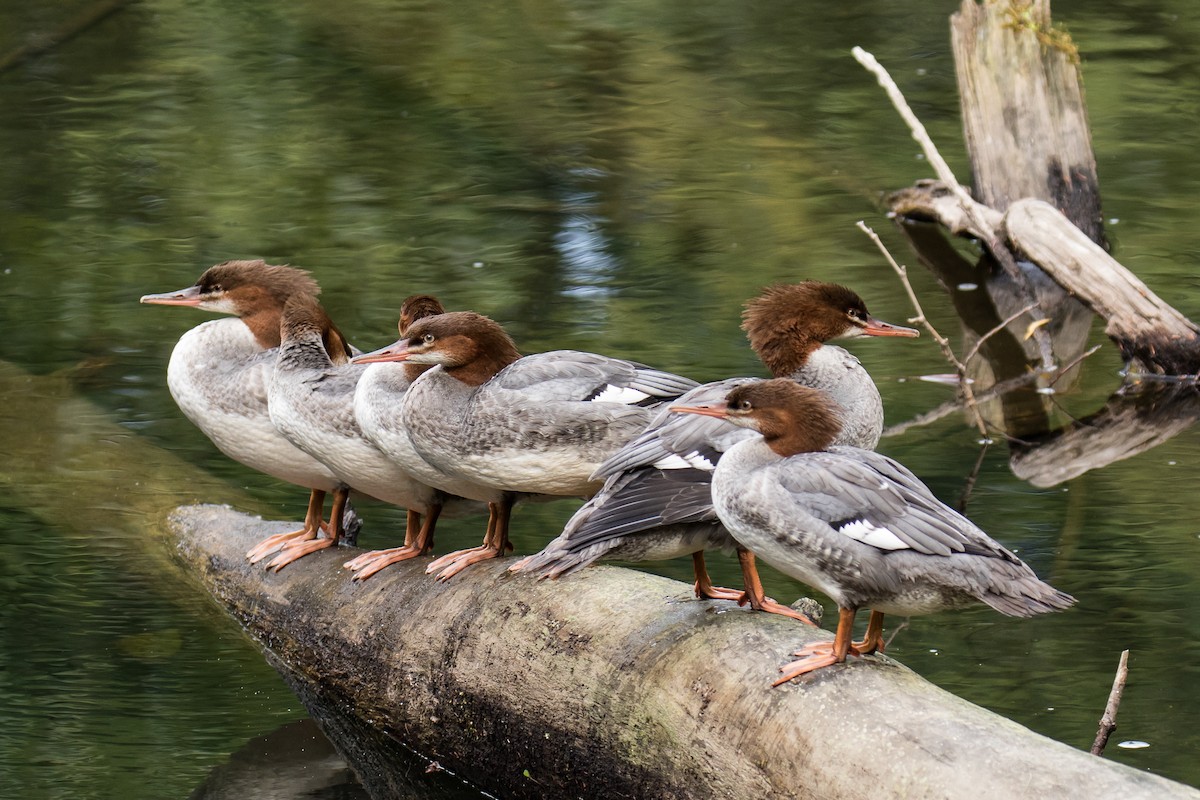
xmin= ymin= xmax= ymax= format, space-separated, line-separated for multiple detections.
xmin=492 ymin=351 xmax=697 ymax=404
xmin=777 ymin=448 xmax=1019 ymax=562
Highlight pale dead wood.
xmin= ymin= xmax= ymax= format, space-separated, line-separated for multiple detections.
xmin=852 ymin=45 xmax=1057 ymax=373
xmin=1091 ymin=650 xmax=1131 ymax=756
xmin=1006 ymin=199 xmax=1200 ymax=373
xmin=951 ymin=0 xmax=1102 ymax=242
xmin=173 ymin=504 xmax=1200 ymax=800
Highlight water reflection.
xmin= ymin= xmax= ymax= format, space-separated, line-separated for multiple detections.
xmin=189 ymin=719 xmax=368 ymax=800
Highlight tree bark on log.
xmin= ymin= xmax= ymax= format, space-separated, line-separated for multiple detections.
xmin=171 ymin=504 xmax=1198 ymax=800
xmin=1006 ymin=199 xmax=1200 ymax=373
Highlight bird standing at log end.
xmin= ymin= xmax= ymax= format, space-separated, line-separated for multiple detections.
xmin=672 ymin=379 xmax=1075 ymax=684
xmin=140 ymin=260 xmax=356 ymax=562
xmin=344 ymin=294 xmax=498 ymax=580
xmin=265 ymin=294 xmax=483 ymax=571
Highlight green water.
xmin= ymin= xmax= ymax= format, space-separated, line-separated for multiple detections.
xmin=2 ymin=0 xmax=1199 ymax=796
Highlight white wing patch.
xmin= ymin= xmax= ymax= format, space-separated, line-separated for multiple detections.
xmin=652 ymin=451 xmax=715 ymax=471
xmin=837 ymin=519 xmax=910 ymax=551
xmin=591 ymin=384 xmax=651 ymax=404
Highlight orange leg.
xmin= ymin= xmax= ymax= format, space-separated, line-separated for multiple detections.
xmin=691 ymin=551 xmax=746 ymax=602
xmin=736 ymin=548 xmax=818 ymax=625
xmin=773 ymin=607 xmax=858 ymax=686
xmin=246 ymin=489 xmax=325 ymax=563
xmin=266 ymin=487 xmax=349 ymax=571
xmin=426 ymin=498 xmax=512 ymax=581
xmin=344 ymin=505 xmax=443 ymax=581
xmin=852 ymin=610 xmax=886 ymax=655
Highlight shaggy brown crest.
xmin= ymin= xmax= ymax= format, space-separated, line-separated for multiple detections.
xmin=742 ymin=282 xmax=872 ymax=376
xmin=398 ymin=294 xmax=447 ymax=334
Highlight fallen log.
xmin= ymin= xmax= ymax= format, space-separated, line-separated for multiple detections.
xmin=172 ymin=503 xmax=1199 ymax=800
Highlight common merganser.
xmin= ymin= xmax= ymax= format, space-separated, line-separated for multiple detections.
xmin=343 ymin=295 xmax=499 ymax=580
xmin=264 ymin=295 xmax=481 ymax=571
xmin=515 ymin=282 xmax=917 ymax=619
xmin=673 ymin=379 xmax=1075 ymax=683
xmin=352 ymin=311 xmax=698 ymax=580
xmin=140 ymin=260 xmax=354 ymax=559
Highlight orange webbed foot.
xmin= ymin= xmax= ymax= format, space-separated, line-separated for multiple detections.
xmin=743 ymin=594 xmax=819 ymax=625
xmin=246 ymin=527 xmax=316 ymax=563
xmin=772 ymin=642 xmax=845 ymax=686
xmin=344 ymin=545 xmax=428 ymax=581
xmin=265 ymin=535 xmax=336 ymax=572
xmin=426 ymin=545 xmax=504 ymax=582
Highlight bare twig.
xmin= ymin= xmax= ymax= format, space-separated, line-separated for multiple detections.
xmin=963 ymin=302 xmax=1039 ymax=366
xmin=1049 ymin=344 xmax=1104 ymax=388
xmin=884 ymin=618 xmax=910 ymax=650
xmin=852 ymin=46 xmax=1058 ymax=374
xmin=956 ymin=440 xmax=991 ymax=513
xmin=1091 ymin=650 xmax=1130 ymax=756
xmin=882 ymin=372 xmax=1040 ymax=438
xmin=857 ymin=220 xmax=990 ymax=440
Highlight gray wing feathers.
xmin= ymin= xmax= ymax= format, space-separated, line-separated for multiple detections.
xmin=493 ymin=351 xmax=696 ymax=401
xmin=593 ymin=378 xmax=758 ymax=479
xmin=779 ymin=448 xmax=1019 ymax=562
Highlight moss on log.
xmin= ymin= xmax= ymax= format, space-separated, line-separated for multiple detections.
xmin=172 ymin=504 xmax=1199 ymax=800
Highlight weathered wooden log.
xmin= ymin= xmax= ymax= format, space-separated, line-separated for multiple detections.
xmin=885 ymin=2 xmax=1200 ymax=378
xmin=1006 ymin=199 xmax=1200 ymax=373
xmin=892 ymin=190 xmax=1200 ymax=374
xmin=171 ymin=503 xmax=1199 ymax=800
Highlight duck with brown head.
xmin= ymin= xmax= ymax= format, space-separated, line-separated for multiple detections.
xmin=140 ymin=260 xmax=354 ymax=561
xmin=674 ymin=379 xmax=1075 ymax=683
xmin=343 ymin=296 xmax=499 ymax=580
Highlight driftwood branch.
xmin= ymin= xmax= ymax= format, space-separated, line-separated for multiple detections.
xmin=1091 ymin=650 xmax=1131 ymax=756
xmin=853 ymin=45 xmax=1057 ymax=373
xmin=877 ymin=1 xmax=1200 ymax=377
xmin=1006 ymin=200 xmax=1200 ymax=373
xmin=170 ymin=504 xmax=1200 ymax=800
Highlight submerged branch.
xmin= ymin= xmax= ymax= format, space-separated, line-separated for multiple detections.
xmin=858 ymin=220 xmax=990 ymax=439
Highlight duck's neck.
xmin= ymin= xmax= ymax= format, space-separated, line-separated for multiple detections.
xmin=757 ymin=335 xmax=822 ymax=378
xmin=277 ymin=326 xmax=332 ymax=372
xmin=241 ymin=307 xmax=284 ymax=350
